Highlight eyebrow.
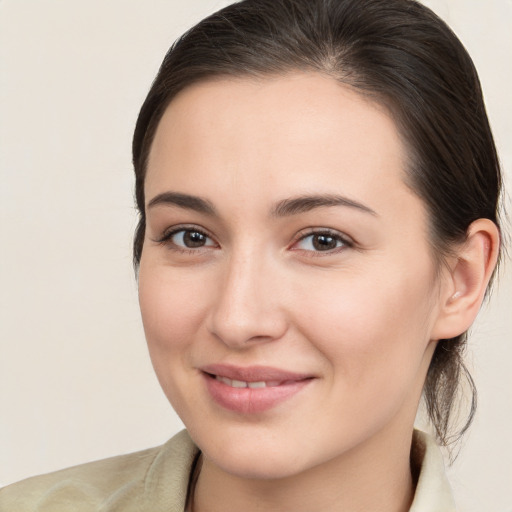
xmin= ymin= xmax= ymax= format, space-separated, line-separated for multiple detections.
xmin=147 ymin=192 xmax=217 ymax=215
xmin=146 ymin=191 xmax=377 ymax=217
xmin=271 ymin=194 xmax=378 ymax=217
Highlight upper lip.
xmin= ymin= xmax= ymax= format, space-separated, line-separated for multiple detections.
xmin=200 ymin=364 xmax=313 ymax=383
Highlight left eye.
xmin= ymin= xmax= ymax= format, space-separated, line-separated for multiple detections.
xmin=294 ymin=232 xmax=348 ymax=252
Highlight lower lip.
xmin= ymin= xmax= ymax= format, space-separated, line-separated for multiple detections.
xmin=202 ymin=373 xmax=312 ymax=414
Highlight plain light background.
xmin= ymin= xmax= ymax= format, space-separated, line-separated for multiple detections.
xmin=0 ymin=1 xmax=511 ymax=510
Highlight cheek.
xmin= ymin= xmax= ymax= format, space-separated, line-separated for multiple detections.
xmin=138 ymin=263 xmax=208 ymax=360
xmin=137 ymin=262 xmax=215 ymax=417
xmin=295 ymin=261 xmax=437 ymax=388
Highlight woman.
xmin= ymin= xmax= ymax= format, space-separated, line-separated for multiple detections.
xmin=0 ymin=0 xmax=503 ymax=510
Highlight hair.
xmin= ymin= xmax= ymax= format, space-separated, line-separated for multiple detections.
xmin=132 ymin=0 xmax=502 ymax=447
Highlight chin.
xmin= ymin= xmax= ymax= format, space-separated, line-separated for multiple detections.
xmin=208 ymin=445 xmax=307 ymax=480
xmin=187 ymin=420 xmax=338 ymax=481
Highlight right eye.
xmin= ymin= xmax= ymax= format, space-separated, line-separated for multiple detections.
xmin=154 ymin=226 xmax=218 ymax=253
xmin=165 ymin=228 xmax=217 ymax=249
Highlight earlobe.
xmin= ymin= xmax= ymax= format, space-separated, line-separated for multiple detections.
xmin=432 ymin=218 xmax=500 ymax=340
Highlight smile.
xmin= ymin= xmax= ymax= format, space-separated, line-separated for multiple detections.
xmin=214 ymin=376 xmax=283 ymax=388
xmin=201 ymin=364 xmax=314 ymax=414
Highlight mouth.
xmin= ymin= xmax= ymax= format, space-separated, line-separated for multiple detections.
xmin=212 ymin=376 xmax=284 ymax=389
xmin=200 ymin=364 xmax=314 ymax=414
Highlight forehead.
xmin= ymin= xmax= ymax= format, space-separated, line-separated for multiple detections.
xmin=146 ymin=73 xmax=417 ymax=221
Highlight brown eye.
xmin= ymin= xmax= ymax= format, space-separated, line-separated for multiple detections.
xmin=293 ymin=231 xmax=351 ymax=253
xmin=170 ymin=229 xmax=214 ymax=249
xmin=183 ymin=231 xmax=207 ymax=247
xmin=312 ymin=234 xmax=338 ymax=251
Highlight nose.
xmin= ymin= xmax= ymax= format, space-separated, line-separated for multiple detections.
xmin=206 ymin=249 xmax=289 ymax=348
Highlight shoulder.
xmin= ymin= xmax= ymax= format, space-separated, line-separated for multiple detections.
xmin=0 ymin=430 xmax=198 ymax=512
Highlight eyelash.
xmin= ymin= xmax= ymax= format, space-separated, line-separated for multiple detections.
xmin=154 ymin=225 xmax=217 ymax=254
xmin=290 ymin=228 xmax=353 ymax=256
xmin=154 ymin=226 xmax=353 ymax=256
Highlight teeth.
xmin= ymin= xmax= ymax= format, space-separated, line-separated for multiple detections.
xmin=248 ymin=381 xmax=266 ymax=389
xmin=218 ymin=376 xmax=232 ymax=386
xmin=215 ymin=376 xmax=278 ymax=388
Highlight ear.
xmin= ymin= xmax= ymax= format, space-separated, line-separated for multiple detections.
xmin=431 ymin=218 xmax=500 ymax=340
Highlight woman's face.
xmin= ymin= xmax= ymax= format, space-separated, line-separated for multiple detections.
xmin=139 ymin=74 xmax=449 ymax=479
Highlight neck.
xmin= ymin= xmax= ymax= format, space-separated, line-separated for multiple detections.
xmin=192 ymin=426 xmax=415 ymax=512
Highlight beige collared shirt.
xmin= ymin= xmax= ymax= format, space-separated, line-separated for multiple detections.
xmin=0 ymin=430 xmax=456 ymax=511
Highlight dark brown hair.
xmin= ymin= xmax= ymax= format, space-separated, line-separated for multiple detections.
xmin=132 ymin=0 xmax=502 ymax=447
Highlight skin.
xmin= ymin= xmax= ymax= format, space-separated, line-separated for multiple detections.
xmin=138 ymin=73 xmax=497 ymax=512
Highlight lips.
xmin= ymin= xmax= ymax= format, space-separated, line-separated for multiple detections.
xmin=200 ymin=364 xmax=314 ymax=414
xmin=214 ymin=376 xmax=281 ymax=389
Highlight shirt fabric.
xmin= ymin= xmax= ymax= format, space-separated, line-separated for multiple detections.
xmin=0 ymin=429 xmax=456 ymax=511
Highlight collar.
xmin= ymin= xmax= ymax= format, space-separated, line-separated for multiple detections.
xmin=151 ymin=429 xmax=456 ymax=511
xmin=409 ymin=430 xmax=456 ymax=511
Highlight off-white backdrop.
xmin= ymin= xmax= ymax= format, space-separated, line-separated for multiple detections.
xmin=1 ymin=1 xmax=511 ymax=510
